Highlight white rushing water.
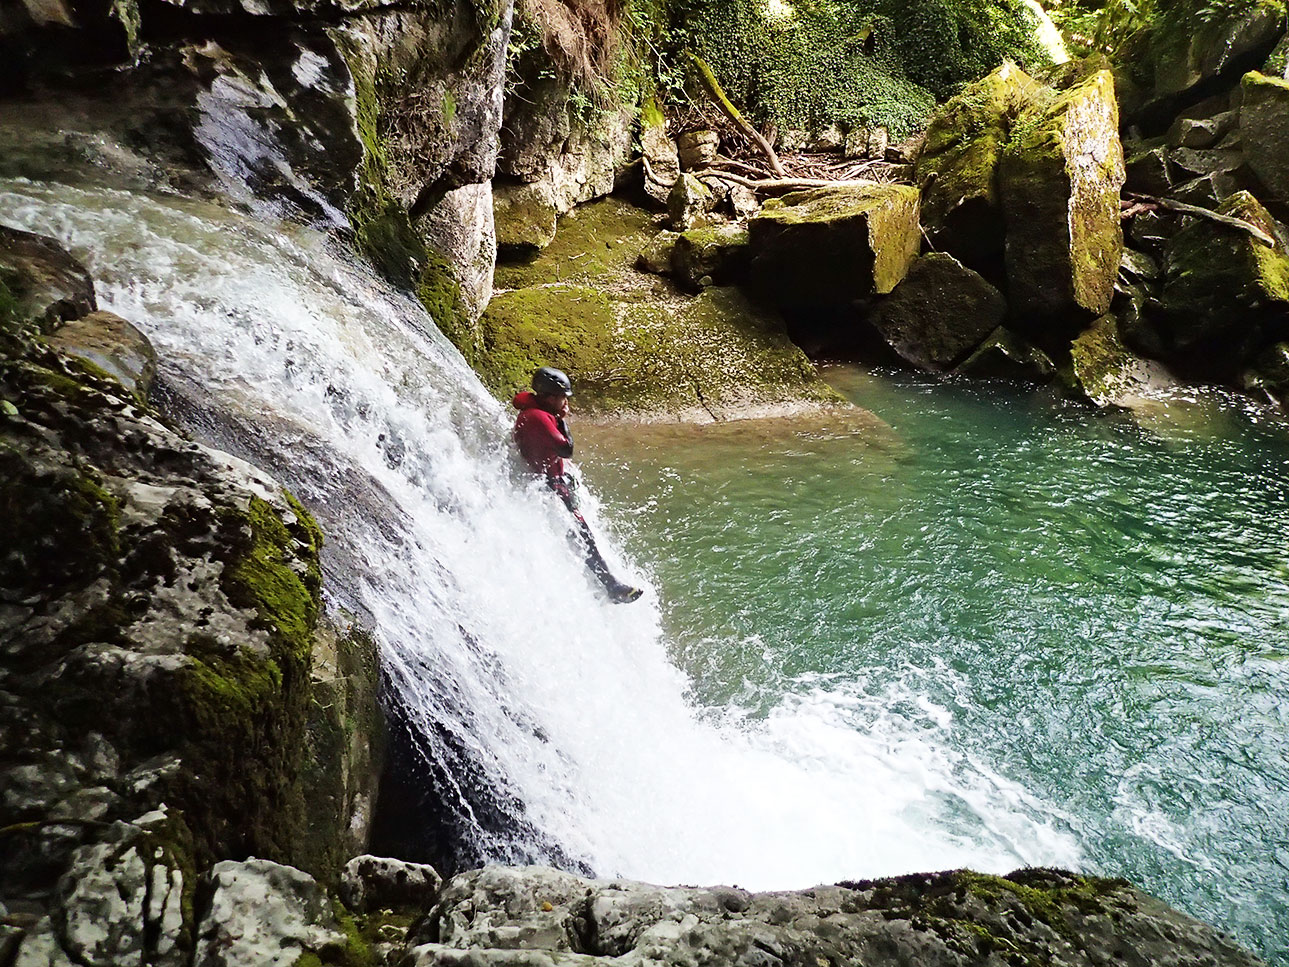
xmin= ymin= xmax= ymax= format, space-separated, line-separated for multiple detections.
xmin=2 ymin=177 xmax=1083 ymax=888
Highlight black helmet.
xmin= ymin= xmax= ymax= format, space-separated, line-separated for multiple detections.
xmin=532 ymin=366 xmax=573 ymax=397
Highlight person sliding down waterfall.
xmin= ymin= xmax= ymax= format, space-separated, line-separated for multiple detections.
xmin=513 ymin=366 xmax=643 ymax=604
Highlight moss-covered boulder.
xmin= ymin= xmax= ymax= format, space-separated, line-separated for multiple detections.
xmin=1000 ymin=69 xmax=1126 ymax=332
xmin=1069 ymin=314 xmax=1183 ymax=408
xmin=1239 ymin=71 xmax=1289 ymax=213
xmin=1150 ymin=0 xmax=1286 ymax=97
xmin=493 ymin=180 xmax=559 ymax=257
xmin=667 ymin=172 xmax=713 ymax=231
xmin=1159 ymin=190 xmax=1289 ymax=361
xmin=916 ymin=62 xmax=1051 ymax=276
xmin=46 ymin=310 xmax=157 ymax=402
xmin=747 ymin=183 xmax=920 ymax=313
xmin=1242 ymin=340 xmax=1289 ymax=404
xmin=671 ymin=223 xmax=750 ymax=291
xmin=867 ymin=253 xmax=1007 ymax=371
xmin=481 ymin=198 xmax=841 ymax=420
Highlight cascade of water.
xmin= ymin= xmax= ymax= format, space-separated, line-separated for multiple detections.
xmin=2 ymin=177 xmax=1082 ymax=888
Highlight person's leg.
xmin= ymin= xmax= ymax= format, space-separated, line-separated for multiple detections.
xmin=551 ymin=479 xmax=641 ymax=601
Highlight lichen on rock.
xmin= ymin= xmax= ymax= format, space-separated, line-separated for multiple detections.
xmin=1000 ymin=68 xmax=1126 ymax=333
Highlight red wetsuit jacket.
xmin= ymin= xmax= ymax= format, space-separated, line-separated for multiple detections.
xmin=512 ymin=391 xmax=573 ymax=479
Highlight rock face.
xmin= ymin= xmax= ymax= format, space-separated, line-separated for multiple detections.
xmin=868 ymin=254 xmax=1007 ymax=370
xmin=748 ymin=184 xmax=921 ymax=312
xmin=1 ymin=228 xmax=379 ymax=965
xmin=1151 ymin=0 xmax=1286 ymax=98
xmin=916 ymin=63 xmax=1049 ymax=277
xmin=1239 ymin=71 xmax=1289 ymax=212
xmin=1000 ymin=69 xmax=1126 ymax=331
xmin=399 ymin=865 xmax=1264 ymax=967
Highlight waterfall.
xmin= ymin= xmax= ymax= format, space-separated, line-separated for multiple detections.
xmin=2 ymin=176 xmax=1082 ymax=888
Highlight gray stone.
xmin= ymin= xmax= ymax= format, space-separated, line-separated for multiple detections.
xmin=1070 ymin=314 xmax=1182 ymax=408
xmin=401 ymin=865 xmax=1264 ymax=967
xmin=867 ymin=126 xmax=889 ymax=160
xmin=641 ymin=123 xmax=679 ymax=206
xmin=0 ymin=224 xmax=96 ymax=331
xmin=747 ymin=183 xmax=920 ymax=311
xmin=809 ymin=123 xmax=844 ymax=151
xmin=1120 ymin=248 xmax=1160 ymax=282
xmin=1240 ymin=71 xmax=1289 ymax=210
xmin=728 ymin=185 xmax=759 ymax=219
xmin=194 ymin=860 xmax=346 ymax=967
xmin=843 ymin=128 xmax=868 ymax=158
xmin=492 ymin=180 xmax=559 ymax=257
xmin=666 ymin=173 xmax=713 ymax=231
xmin=48 ymin=311 xmax=157 ymax=401
xmin=676 ymin=130 xmax=719 ymax=170
xmin=868 ymin=253 xmax=1006 ymax=371
xmin=416 ymin=181 xmax=498 ymax=328
xmin=1166 ymin=111 xmax=1236 ymax=149
xmin=1153 ymin=2 xmax=1285 ymax=96
xmin=1124 ymin=140 xmax=1174 ymax=196
xmin=670 ymin=224 xmax=750 ymax=292
xmin=777 ymin=129 xmax=808 ymax=152
xmin=341 ymin=854 xmax=442 ymax=914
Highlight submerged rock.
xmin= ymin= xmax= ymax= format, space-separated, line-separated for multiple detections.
xmin=1070 ymin=314 xmax=1182 ymax=408
xmin=867 ymin=253 xmax=1006 ymax=371
xmin=747 ymin=183 xmax=920 ymax=311
xmin=916 ymin=62 xmax=1050 ymax=277
xmin=1000 ymin=69 xmax=1126 ymax=330
xmin=955 ymin=326 xmax=1057 ymax=381
xmin=1239 ymin=71 xmax=1289 ymax=212
xmin=401 ymin=865 xmax=1264 ymax=967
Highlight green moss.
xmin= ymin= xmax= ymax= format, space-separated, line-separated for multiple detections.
xmin=416 ymin=252 xmax=475 ymax=362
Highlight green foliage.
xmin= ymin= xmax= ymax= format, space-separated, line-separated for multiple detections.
xmin=662 ymin=0 xmax=1047 ymax=139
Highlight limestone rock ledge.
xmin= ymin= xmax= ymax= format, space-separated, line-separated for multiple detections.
xmin=399 ymin=865 xmax=1263 ymax=967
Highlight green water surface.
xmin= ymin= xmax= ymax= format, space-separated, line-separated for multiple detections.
xmin=577 ymin=365 xmax=1289 ymax=964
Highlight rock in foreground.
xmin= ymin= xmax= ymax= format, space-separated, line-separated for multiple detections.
xmin=402 ymin=865 xmax=1263 ymax=967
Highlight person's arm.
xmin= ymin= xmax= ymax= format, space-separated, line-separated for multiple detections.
xmin=554 ymin=416 xmax=573 ymax=456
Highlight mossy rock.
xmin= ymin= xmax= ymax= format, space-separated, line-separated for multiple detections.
xmin=1160 ymin=190 xmax=1289 ymax=364
xmin=671 ymin=223 xmax=750 ymax=291
xmin=955 ymin=325 xmax=1056 ymax=381
xmin=493 ymin=180 xmax=559 ymax=258
xmin=1239 ymin=72 xmax=1289 ymax=213
xmin=867 ymin=253 xmax=1006 ymax=371
xmin=916 ymin=62 xmax=1051 ymax=275
xmin=1150 ymin=0 xmax=1286 ymax=97
xmin=999 ymin=69 xmax=1125 ymax=333
xmin=1069 ymin=313 xmax=1181 ymax=408
xmin=747 ymin=183 xmax=921 ymax=312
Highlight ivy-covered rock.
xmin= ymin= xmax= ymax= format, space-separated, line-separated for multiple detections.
xmin=1150 ymin=0 xmax=1286 ymax=97
xmin=867 ymin=253 xmax=1006 ymax=371
xmin=1239 ymin=71 xmax=1289 ymax=213
xmin=1159 ymin=190 xmax=1289 ymax=361
xmin=747 ymin=183 xmax=920 ymax=313
xmin=1069 ymin=313 xmax=1182 ymax=408
xmin=400 ymin=865 xmax=1263 ymax=967
xmin=916 ymin=62 xmax=1051 ymax=276
xmin=1000 ymin=69 xmax=1126 ymax=332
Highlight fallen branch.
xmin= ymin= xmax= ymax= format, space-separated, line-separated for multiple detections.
xmin=692 ymin=168 xmax=879 ymax=193
xmin=687 ymin=51 xmax=787 ymax=178
xmin=1123 ymin=191 xmax=1276 ymax=246
xmin=640 ymin=154 xmax=675 ymax=189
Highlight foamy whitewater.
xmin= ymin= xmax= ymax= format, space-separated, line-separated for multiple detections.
xmin=2 ymin=178 xmax=1082 ymax=888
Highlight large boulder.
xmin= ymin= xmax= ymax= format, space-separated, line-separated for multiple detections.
xmin=1159 ymin=190 xmax=1289 ymax=362
xmin=747 ymin=183 xmax=921 ymax=313
xmin=867 ymin=253 xmax=1006 ymax=371
xmin=46 ymin=310 xmax=157 ymax=402
xmin=670 ymin=223 xmax=749 ymax=291
xmin=956 ymin=326 xmax=1057 ymax=381
xmin=402 ymin=865 xmax=1264 ymax=967
xmin=1000 ymin=69 xmax=1126 ymax=332
xmin=1239 ymin=71 xmax=1289 ymax=212
xmin=916 ymin=62 xmax=1050 ymax=277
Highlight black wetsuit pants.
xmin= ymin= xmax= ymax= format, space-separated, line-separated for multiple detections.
xmin=549 ymin=476 xmax=619 ymax=591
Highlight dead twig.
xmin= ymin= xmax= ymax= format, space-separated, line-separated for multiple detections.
xmin=687 ymin=51 xmax=787 ymax=178
xmin=691 ymin=169 xmax=880 ymax=193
